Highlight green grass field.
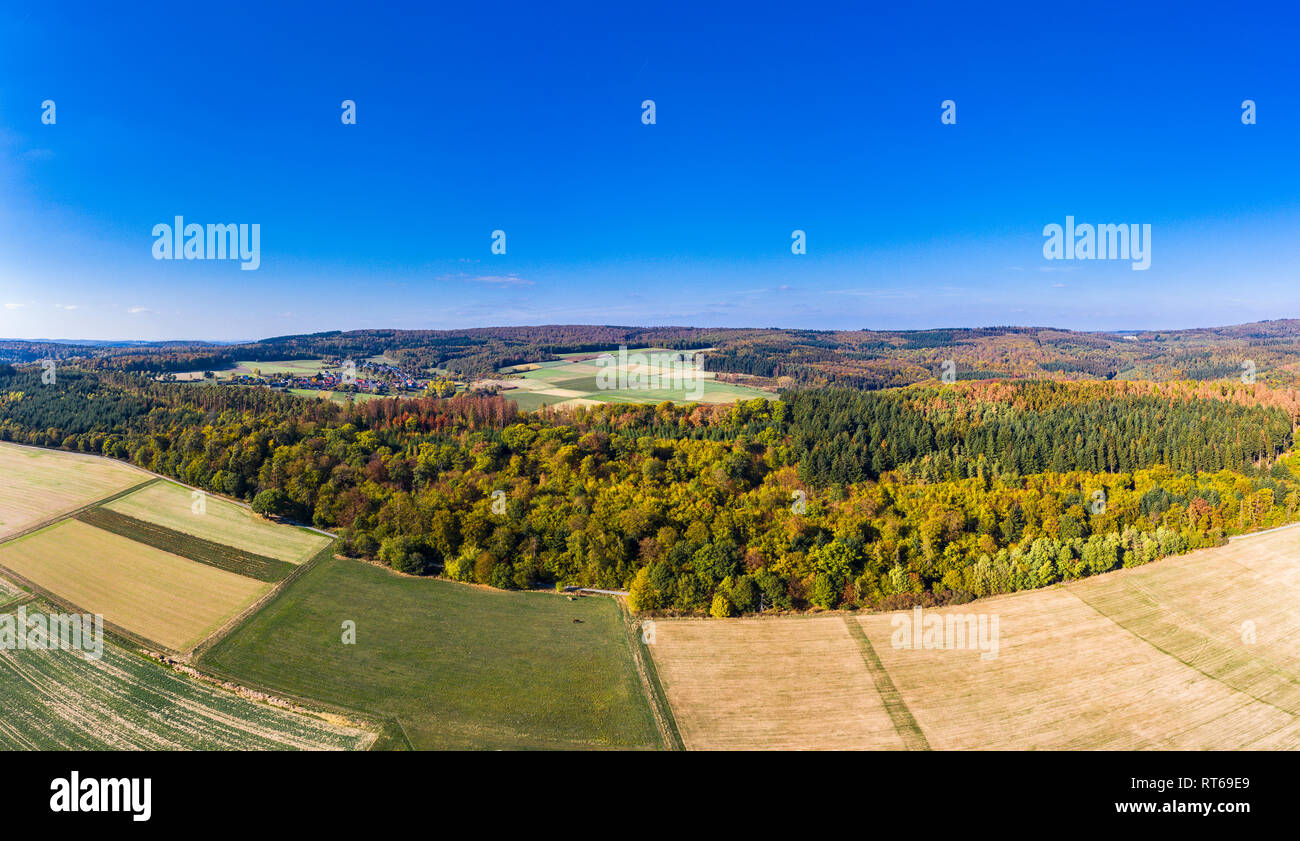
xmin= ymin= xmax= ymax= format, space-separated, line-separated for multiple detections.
xmin=495 ymin=347 xmax=773 ymax=411
xmin=105 ymin=480 xmax=329 ymax=565
xmin=201 ymin=555 xmax=662 ymax=750
xmin=0 ymin=602 xmax=373 ymax=750
xmin=504 ymin=389 xmax=563 ymax=412
xmin=287 ymin=387 xmax=386 ymax=404
xmin=229 ymin=359 xmax=329 ymax=377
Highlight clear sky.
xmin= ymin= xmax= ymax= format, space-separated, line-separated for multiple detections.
xmin=2 ymin=1 xmax=1298 ymax=341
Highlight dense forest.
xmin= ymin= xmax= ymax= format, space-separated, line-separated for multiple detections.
xmin=3 ymin=363 xmax=1298 ymax=617
xmin=786 ymin=382 xmax=1294 ymax=485
xmin=15 ymin=319 xmax=1300 ymax=387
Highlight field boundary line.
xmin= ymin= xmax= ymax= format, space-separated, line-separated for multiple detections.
xmin=1065 ymin=584 xmax=1300 ymax=721
xmin=619 ymin=602 xmax=684 ymax=751
xmin=0 ymin=477 xmax=160 ymax=548
xmin=0 ymin=586 xmax=185 ymax=657
xmin=131 ymin=647 xmax=379 ymax=750
xmin=1227 ymin=520 xmax=1300 ymax=541
xmin=0 ymin=442 xmax=338 ymax=539
xmin=186 ymin=650 xmax=394 ymax=745
xmin=75 ymin=507 xmax=295 ymax=583
xmin=842 ymin=616 xmax=931 ymax=751
xmin=0 ymin=593 xmax=38 ymax=611
xmin=189 ymin=540 xmax=337 ymax=663
xmin=388 ymin=718 xmax=415 ymax=752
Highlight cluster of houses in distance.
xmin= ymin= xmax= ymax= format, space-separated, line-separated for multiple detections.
xmin=252 ymin=358 xmax=429 ymax=396
xmin=162 ymin=357 xmax=457 ymax=399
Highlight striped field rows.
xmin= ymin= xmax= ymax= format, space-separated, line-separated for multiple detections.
xmin=647 ymin=525 xmax=1300 ymax=750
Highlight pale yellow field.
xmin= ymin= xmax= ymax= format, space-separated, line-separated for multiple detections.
xmin=649 ymin=616 xmax=906 ymax=750
xmin=649 ymin=526 xmax=1300 ymax=750
xmin=532 ymin=388 xmax=588 ymax=398
xmin=104 ymin=480 xmax=329 ymax=564
xmin=0 ymin=443 xmax=149 ymax=538
xmin=0 ymin=520 xmax=270 ymax=652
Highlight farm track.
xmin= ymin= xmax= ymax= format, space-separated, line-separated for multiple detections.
xmin=619 ymin=602 xmax=684 ymax=751
xmin=842 ymin=616 xmax=931 ymax=750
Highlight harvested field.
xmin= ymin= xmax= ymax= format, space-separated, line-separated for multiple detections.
xmin=104 ymin=480 xmax=329 ymax=565
xmin=0 ymin=520 xmax=270 ymax=652
xmin=648 ymin=525 xmax=1300 ymax=750
xmin=0 ymin=603 xmax=373 ymax=750
xmin=0 ymin=442 xmax=148 ymax=539
xmin=856 ymin=588 xmax=1293 ymax=750
xmin=75 ymin=507 xmax=295 ymax=582
xmin=647 ymin=616 xmax=906 ymax=750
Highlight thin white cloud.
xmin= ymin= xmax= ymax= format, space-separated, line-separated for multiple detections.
xmin=829 ymin=288 xmax=920 ymax=300
xmin=463 ymin=273 xmax=534 ymax=286
xmin=435 ymin=271 xmax=535 ymax=287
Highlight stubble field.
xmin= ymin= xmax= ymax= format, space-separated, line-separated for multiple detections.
xmin=0 ymin=519 xmax=271 ymax=652
xmin=647 ymin=526 xmax=1300 ymax=750
xmin=0 ymin=442 xmax=150 ymax=538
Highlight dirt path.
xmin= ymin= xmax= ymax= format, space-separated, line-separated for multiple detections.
xmin=843 ymin=616 xmax=931 ymax=750
xmin=619 ymin=601 xmax=684 ymax=751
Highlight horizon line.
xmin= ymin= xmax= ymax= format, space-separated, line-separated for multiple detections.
xmin=4 ymin=317 xmax=1300 ymax=347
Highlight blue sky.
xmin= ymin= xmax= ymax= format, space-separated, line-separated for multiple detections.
xmin=2 ymin=1 xmax=1298 ymax=341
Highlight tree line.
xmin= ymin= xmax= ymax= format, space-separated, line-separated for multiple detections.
xmin=2 ymin=367 xmax=1298 ymax=616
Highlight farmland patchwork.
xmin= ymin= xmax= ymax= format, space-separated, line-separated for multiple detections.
xmin=0 ymin=442 xmax=382 ymax=750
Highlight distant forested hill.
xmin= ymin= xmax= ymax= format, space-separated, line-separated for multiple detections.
xmin=11 ymin=319 xmax=1300 ymax=387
